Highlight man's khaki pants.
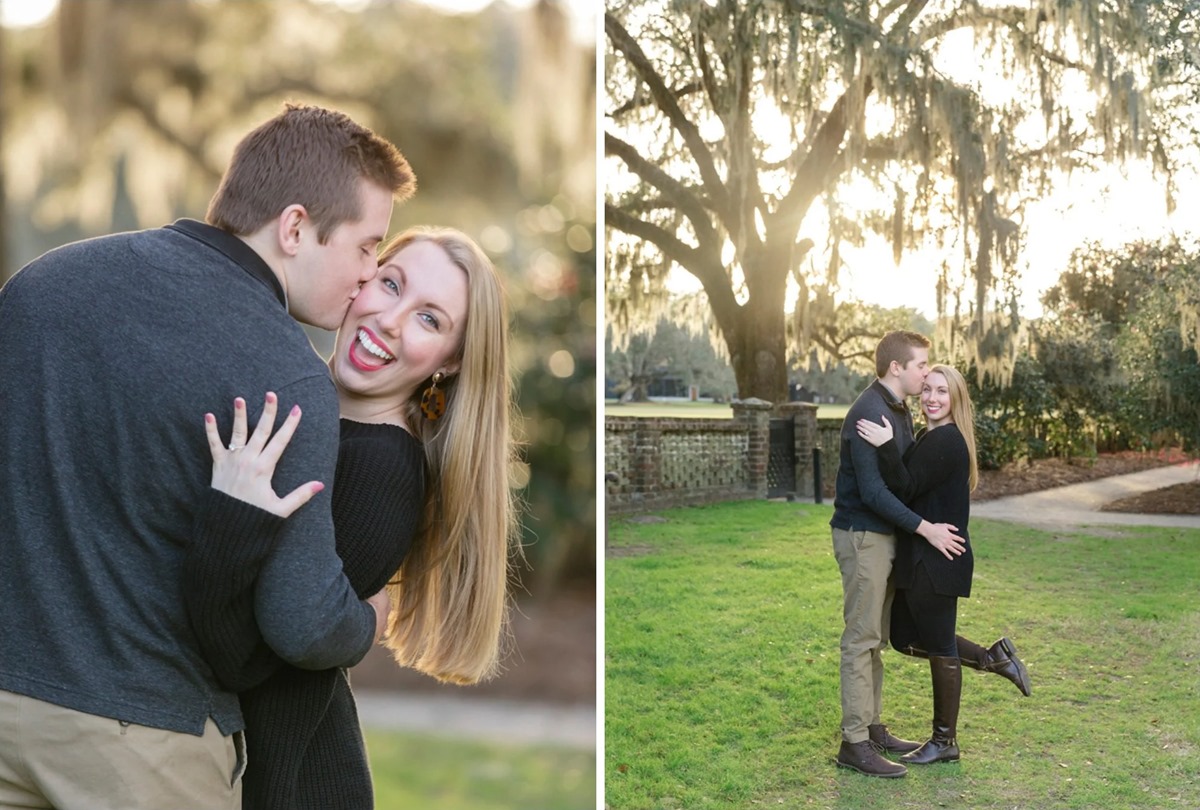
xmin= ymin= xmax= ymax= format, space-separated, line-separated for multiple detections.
xmin=0 ymin=689 xmax=243 ymax=810
xmin=831 ymin=527 xmax=896 ymax=744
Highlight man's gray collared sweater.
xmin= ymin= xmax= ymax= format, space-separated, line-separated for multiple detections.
xmin=0 ymin=220 xmax=375 ymax=736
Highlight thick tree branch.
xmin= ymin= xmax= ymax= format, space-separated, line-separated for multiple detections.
xmin=730 ymin=9 xmax=763 ymax=254
xmin=694 ymin=13 xmax=724 ymax=117
xmin=887 ymin=0 xmax=931 ymax=35
xmin=607 ymin=203 xmax=740 ymax=327
xmin=606 ymin=131 xmax=720 ymax=251
xmin=769 ymin=77 xmax=873 ymax=244
xmin=606 ymin=12 xmax=731 ymax=221
xmin=876 ymin=0 xmax=910 ymax=27
xmin=693 ymin=10 xmax=753 ymax=250
xmin=609 ymin=80 xmax=703 ymax=118
xmin=916 ymin=5 xmax=1026 ymax=45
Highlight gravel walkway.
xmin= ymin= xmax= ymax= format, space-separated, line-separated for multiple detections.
xmin=356 ymin=691 xmax=596 ymax=750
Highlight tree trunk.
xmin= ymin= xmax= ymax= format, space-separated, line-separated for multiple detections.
xmin=627 ymin=375 xmax=651 ymax=402
xmin=721 ymin=243 xmax=791 ymax=404
xmin=726 ymin=296 xmax=788 ymax=405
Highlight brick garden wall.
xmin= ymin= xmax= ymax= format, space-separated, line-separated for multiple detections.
xmin=605 ymin=401 xmax=843 ymax=513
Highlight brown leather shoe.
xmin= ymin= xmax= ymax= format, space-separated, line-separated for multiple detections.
xmin=836 ymin=740 xmax=907 ymax=778
xmin=868 ymin=723 xmax=920 ymax=754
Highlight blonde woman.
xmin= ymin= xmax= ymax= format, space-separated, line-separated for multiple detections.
xmin=184 ymin=227 xmax=519 ymax=809
xmin=856 ymin=363 xmax=1030 ymax=766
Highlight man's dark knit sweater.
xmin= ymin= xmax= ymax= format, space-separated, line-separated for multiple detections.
xmin=830 ymin=379 xmax=923 ymax=534
xmin=186 ymin=419 xmax=425 ymax=809
xmin=0 ymin=221 xmax=374 ymax=736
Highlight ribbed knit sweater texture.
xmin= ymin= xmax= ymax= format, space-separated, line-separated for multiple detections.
xmin=186 ymin=419 xmax=425 ymax=809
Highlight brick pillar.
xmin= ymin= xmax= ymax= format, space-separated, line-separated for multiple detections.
xmin=732 ymin=398 xmax=772 ymax=499
xmin=630 ymin=420 xmax=662 ymax=507
xmin=777 ymin=402 xmax=819 ymax=499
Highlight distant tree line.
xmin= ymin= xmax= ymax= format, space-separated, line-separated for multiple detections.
xmin=604 ymin=302 xmax=931 ymax=404
xmin=609 ymin=238 xmax=1200 ymax=470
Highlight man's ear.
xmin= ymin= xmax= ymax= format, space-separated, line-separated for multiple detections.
xmin=276 ymin=204 xmax=308 ymax=257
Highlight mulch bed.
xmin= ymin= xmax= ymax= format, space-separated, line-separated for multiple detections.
xmin=972 ymin=449 xmax=1192 ymax=503
xmin=1101 ymin=481 xmax=1200 ymax=515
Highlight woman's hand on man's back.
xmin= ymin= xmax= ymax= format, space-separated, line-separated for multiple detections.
xmin=204 ymin=392 xmax=325 ymax=518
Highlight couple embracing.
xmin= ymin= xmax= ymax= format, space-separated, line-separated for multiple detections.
xmin=831 ymin=330 xmax=1032 ymax=778
xmin=0 ymin=105 xmax=519 ymax=809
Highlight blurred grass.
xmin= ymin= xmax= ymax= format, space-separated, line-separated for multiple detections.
xmin=606 ymin=500 xmax=1200 ymax=809
xmin=366 ymin=729 xmax=595 ymax=809
xmin=604 ymin=400 xmax=849 ymax=420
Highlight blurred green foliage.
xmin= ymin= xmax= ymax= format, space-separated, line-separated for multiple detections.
xmin=365 ymin=728 xmax=595 ymax=810
xmin=967 ymin=239 xmax=1200 ymax=467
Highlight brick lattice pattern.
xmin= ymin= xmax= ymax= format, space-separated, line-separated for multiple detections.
xmin=605 ymin=402 xmax=840 ymax=513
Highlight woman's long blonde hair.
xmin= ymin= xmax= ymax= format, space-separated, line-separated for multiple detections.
xmin=378 ymin=226 xmax=520 ymax=684
xmin=930 ymin=363 xmax=979 ymax=492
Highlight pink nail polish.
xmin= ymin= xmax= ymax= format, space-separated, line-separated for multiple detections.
xmin=291 ymin=405 xmax=301 ymax=417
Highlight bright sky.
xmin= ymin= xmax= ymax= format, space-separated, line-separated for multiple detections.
xmin=833 ymin=25 xmax=1197 ymax=321
xmin=833 ymin=163 xmax=1199 ymax=320
xmin=0 ymin=0 xmax=55 ymax=27
xmin=2 ymin=0 xmax=595 ymax=41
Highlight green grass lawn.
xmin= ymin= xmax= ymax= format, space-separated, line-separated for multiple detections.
xmin=605 ymin=501 xmax=1200 ymax=809
xmin=366 ymin=729 xmax=595 ymax=809
xmin=604 ymin=400 xmax=849 ymax=421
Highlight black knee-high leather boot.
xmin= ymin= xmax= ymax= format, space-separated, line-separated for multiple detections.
xmin=899 ymin=636 xmax=1031 ymax=697
xmin=956 ymin=636 xmax=1032 ymax=696
xmin=902 ymin=656 xmax=961 ymax=765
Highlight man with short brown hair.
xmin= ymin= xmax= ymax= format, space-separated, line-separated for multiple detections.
xmin=0 ymin=104 xmax=413 ymax=809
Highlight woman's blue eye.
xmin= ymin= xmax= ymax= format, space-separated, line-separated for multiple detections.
xmin=383 ymin=278 xmax=399 ymax=292
xmin=421 ymin=312 xmax=440 ymax=329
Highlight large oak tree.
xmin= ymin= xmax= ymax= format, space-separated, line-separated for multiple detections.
xmin=605 ymin=0 xmax=1193 ymax=402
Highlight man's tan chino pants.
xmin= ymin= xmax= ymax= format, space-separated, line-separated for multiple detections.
xmin=831 ymin=527 xmax=896 ymax=744
xmin=0 ymin=689 xmax=243 ymax=810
